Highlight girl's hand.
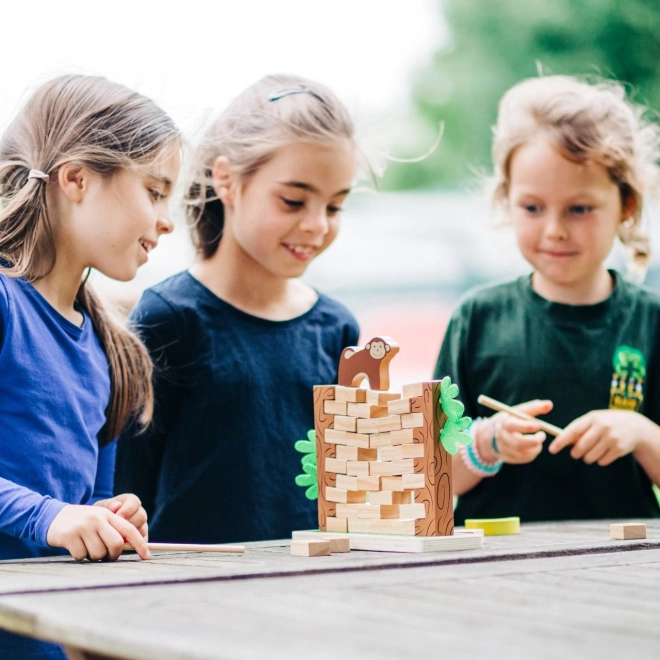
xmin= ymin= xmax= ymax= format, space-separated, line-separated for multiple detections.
xmin=46 ymin=505 xmax=151 ymax=562
xmin=481 ymin=399 xmax=553 ymax=465
xmin=94 ymin=493 xmax=148 ymax=539
xmin=548 ymin=410 xmax=656 ymax=466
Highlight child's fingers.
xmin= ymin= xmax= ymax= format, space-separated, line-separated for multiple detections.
xmin=111 ymin=516 xmax=151 ymax=560
xmin=511 ymin=399 xmax=554 ymax=417
xmin=597 ymin=446 xmax=621 ymax=467
xmin=68 ymin=537 xmax=89 ymax=562
xmin=83 ymin=532 xmax=113 ymax=562
xmin=505 ymin=418 xmax=547 ymax=435
xmin=97 ymin=525 xmax=126 ymax=562
xmin=567 ymin=426 xmax=602 ymax=460
xmin=548 ymin=415 xmax=591 ymax=454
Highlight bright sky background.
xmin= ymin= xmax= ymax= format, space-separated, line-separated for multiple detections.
xmin=0 ymin=0 xmax=443 ymax=135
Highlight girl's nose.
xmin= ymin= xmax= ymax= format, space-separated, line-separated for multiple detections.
xmin=157 ymin=213 xmax=175 ymax=235
xmin=300 ymin=207 xmax=329 ymax=235
xmin=544 ymin=211 xmax=568 ymax=240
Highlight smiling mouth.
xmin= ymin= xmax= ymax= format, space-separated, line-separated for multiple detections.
xmin=283 ymin=243 xmax=317 ymax=260
xmin=139 ymin=239 xmax=154 ymax=253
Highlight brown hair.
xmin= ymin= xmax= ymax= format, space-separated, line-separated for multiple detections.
xmin=0 ymin=74 xmax=180 ymax=444
xmin=184 ymin=74 xmax=355 ymax=259
xmin=492 ymin=75 xmax=660 ymax=269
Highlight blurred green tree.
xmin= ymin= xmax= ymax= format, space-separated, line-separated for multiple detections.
xmin=383 ymin=0 xmax=660 ymax=190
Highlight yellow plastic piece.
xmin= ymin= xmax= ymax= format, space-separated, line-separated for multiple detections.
xmin=464 ymin=517 xmax=520 ymax=536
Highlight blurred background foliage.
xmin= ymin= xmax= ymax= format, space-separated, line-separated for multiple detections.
xmin=382 ymin=0 xmax=660 ymax=190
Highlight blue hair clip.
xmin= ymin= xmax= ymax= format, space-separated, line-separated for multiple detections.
xmin=268 ymin=86 xmax=321 ymax=102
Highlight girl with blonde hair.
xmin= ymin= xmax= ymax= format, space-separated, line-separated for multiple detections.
xmin=116 ymin=75 xmax=360 ymax=543
xmin=435 ymin=75 xmax=660 ymax=523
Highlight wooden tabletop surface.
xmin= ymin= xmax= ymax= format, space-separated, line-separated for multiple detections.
xmin=1 ymin=521 xmax=659 ymax=659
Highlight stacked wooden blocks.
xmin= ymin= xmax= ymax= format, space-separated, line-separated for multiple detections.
xmin=314 ymin=382 xmax=454 ymax=537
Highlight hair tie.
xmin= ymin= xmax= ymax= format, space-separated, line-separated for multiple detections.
xmin=27 ymin=169 xmax=49 ymax=183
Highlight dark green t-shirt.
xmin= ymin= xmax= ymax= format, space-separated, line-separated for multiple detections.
xmin=434 ymin=271 xmax=660 ymax=523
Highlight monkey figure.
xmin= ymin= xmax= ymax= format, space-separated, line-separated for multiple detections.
xmin=337 ymin=336 xmax=399 ymax=391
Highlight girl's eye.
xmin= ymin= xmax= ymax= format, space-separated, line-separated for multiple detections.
xmin=522 ymin=204 xmax=542 ymax=215
xmin=150 ymin=189 xmax=165 ymax=201
xmin=282 ymin=198 xmax=304 ymax=209
xmin=570 ymin=205 xmax=593 ymax=216
xmin=327 ymin=205 xmax=343 ymax=216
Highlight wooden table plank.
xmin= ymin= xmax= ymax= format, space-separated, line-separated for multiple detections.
xmin=1 ymin=549 xmax=660 ymax=659
xmin=0 ymin=520 xmax=659 ymax=596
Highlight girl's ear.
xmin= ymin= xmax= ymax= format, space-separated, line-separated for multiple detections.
xmin=622 ymin=193 xmax=638 ymax=225
xmin=57 ymin=163 xmax=87 ymax=202
xmin=211 ymin=156 xmax=237 ymax=204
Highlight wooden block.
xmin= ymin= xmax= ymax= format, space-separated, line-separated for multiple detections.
xmin=369 ymin=428 xmax=415 ymax=448
xmin=399 ymin=503 xmax=427 ymax=519
xmin=290 ymin=539 xmax=332 ymax=557
xmin=336 ymin=503 xmax=363 ymax=518
xmin=356 ymin=417 xmax=382 ymax=434
xmin=335 ymin=386 xmax=367 ymax=403
xmin=378 ymin=415 xmax=402 ymax=433
xmin=324 ymin=458 xmax=347 ymax=474
xmin=336 ymin=474 xmax=358 ymax=491
xmin=326 ymin=517 xmax=348 ymax=533
xmin=465 ymin=517 xmax=520 ymax=536
xmin=348 ymin=518 xmax=416 ymax=535
xmin=388 ymin=398 xmax=412 ymax=415
xmin=357 ymin=475 xmax=381 ymax=491
xmin=334 ymin=415 xmax=357 ymax=432
xmin=357 ymin=504 xmax=402 ymax=519
xmin=326 ymin=487 xmax=367 ymax=504
xmin=346 ymin=460 xmax=370 ymax=477
xmin=346 ymin=403 xmax=388 ymax=419
xmin=402 ymin=382 xmax=424 ymax=398
xmin=401 ymin=412 xmax=424 ymax=429
xmin=324 ymin=399 xmax=347 ymax=415
xmin=368 ymin=490 xmax=412 ymax=505
xmin=610 ymin=522 xmax=647 ymax=540
xmin=381 ymin=474 xmax=425 ymax=491
xmin=402 ymin=473 xmax=425 ymax=489
xmin=343 ymin=432 xmax=370 ymax=449
xmin=365 ymin=390 xmax=401 ymax=406
xmin=324 ymin=428 xmax=347 ymax=445
xmin=336 ymin=446 xmax=378 ymax=461
xmin=379 ymin=444 xmax=425 ymax=462
xmin=369 ymin=459 xmax=415 ymax=476
xmin=324 ymin=536 xmax=350 ymax=553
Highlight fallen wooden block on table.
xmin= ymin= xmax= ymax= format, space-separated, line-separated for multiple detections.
xmin=610 ymin=523 xmax=647 ymax=540
xmin=290 ymin=539 xmax=332 ymax=557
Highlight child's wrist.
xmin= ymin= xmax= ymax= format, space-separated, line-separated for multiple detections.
xmin=459 ymin=418 xmax=503 ymax=477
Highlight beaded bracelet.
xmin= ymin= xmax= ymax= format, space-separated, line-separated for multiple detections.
xmin=459 ymin=417 xmax=503 ymax=477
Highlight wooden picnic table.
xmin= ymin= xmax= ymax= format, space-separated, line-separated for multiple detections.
xmin=0 ymin=520 xmax=659 ymax=659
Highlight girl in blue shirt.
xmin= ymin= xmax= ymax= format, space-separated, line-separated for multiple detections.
xmin=0 ymin=75 xmax=180 ymax=563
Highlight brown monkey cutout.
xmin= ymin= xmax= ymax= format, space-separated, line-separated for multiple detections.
xmin=338 ymin=336 xmax=399 ymax=391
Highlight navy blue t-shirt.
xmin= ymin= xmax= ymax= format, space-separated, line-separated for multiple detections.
xmin=115 ymin=271 xmax=359 ymax=543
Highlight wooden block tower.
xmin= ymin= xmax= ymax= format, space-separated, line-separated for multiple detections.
xmin=314 ymin=337 xmax=455 ymax=537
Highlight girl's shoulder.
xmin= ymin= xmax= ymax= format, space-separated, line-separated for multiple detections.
xmin=451 ymin=276 xmax=526 ymax=317
xmin=312 ymin=292 xmax=359 ymax=327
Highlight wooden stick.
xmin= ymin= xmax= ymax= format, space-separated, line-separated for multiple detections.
xmin=123 ymin=542 xmax=245 ymax=554
xmin=477 ymin=394 xmax=563 ymax=437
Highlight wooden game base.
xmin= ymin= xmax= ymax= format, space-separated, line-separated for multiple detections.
xmin=292 ymin=529 xmax=484 ymax=554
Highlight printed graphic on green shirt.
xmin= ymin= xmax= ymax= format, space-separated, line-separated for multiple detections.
xmin=609 ymin=345 xmax=646 ymax=412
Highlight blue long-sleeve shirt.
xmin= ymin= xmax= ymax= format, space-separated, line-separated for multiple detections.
xmin=0 ymin=273 xmax=112 ymax=560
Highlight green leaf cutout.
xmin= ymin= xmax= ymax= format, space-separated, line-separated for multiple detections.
xmin=294 ymin=429 xmax=318 ymax=500
xmin=439 ymin=376 xmax=473 ymax=455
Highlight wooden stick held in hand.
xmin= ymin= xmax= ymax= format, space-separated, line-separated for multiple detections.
xmin=477 ymin=394 xmax=563 ymax=437
xmin=123 ymin=542 xmax=245 ymax=554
